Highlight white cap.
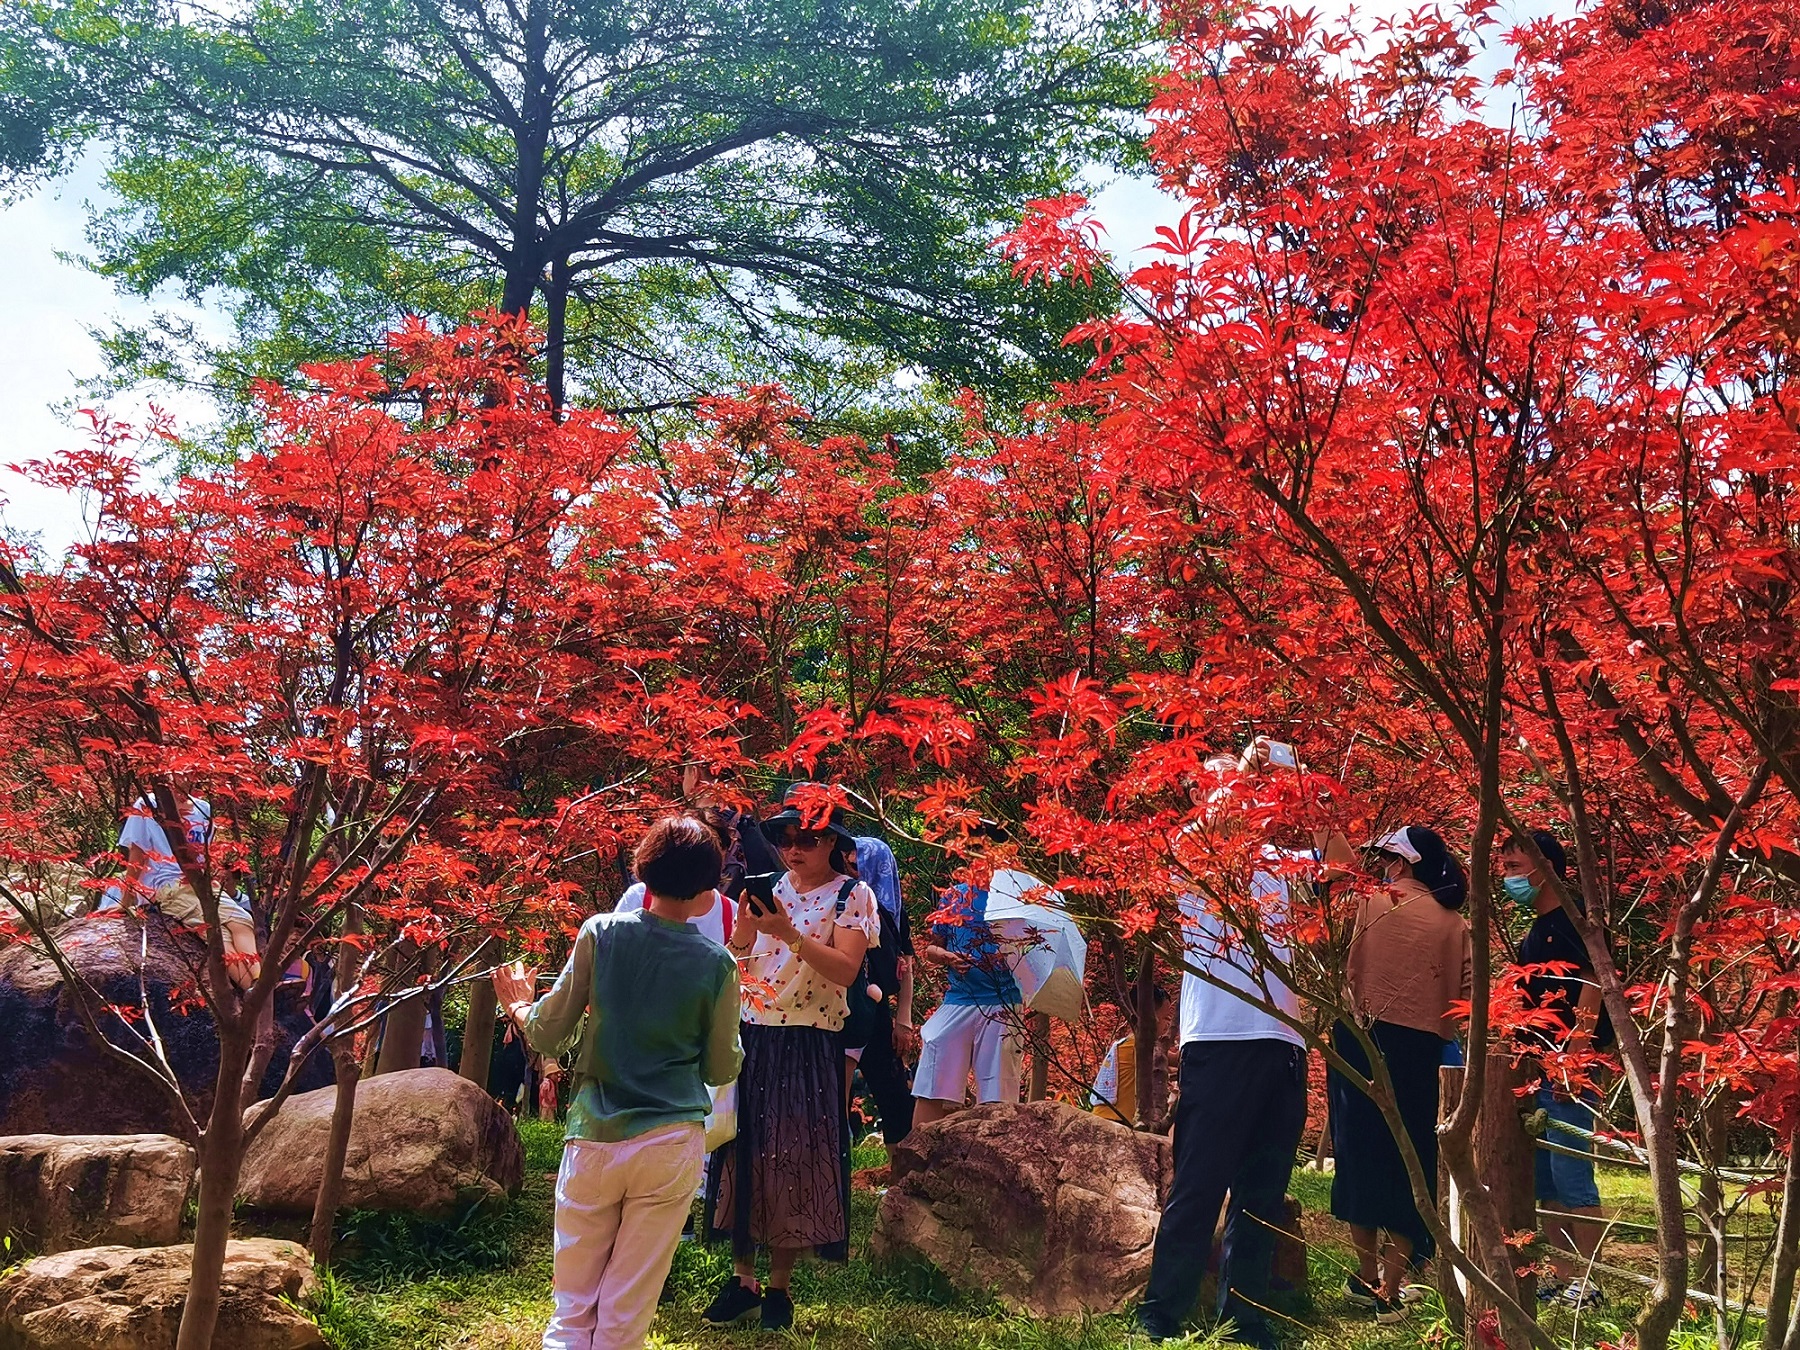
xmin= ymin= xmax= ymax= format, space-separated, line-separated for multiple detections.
xmin=1370 ymin=827 xmax=1423 ymax=863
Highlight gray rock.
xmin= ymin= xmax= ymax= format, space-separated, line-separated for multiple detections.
xmin=0 ymin=1238 xmax=323 ymax=1350
xmin=0 ymin=1135 xmax=194 ymax=1254
xmin=238 ymin=1067 xmax=524 ymax=1218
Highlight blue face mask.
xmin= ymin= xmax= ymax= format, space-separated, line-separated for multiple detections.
xmin=1502 ymin=874 xmax=1540 ymax=904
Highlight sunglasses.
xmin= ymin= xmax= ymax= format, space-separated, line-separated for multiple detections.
xmin=775 ymin=830 xmax=831 ymax=851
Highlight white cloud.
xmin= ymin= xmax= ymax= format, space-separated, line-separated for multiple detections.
xmin=0 ymin=156 xmax=227 ymax=559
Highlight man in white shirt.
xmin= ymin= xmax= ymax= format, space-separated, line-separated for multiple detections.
xmin=1137 ymin=742 xmax=1342 ymax=1348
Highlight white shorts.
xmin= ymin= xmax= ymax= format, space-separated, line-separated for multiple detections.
xmin=912 ymin=1002 xmax=1023 ymax=1106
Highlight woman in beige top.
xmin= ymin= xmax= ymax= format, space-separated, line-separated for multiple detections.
xmin=1330 ymin=826 xmax=1472 ymax=1321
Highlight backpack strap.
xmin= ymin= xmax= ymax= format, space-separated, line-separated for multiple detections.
xmin=834 ymin=878 xmax=856 ymax=918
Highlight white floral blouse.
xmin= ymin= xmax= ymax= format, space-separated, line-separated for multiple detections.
xmin=738 ymin=872 xmax=880 ymax=1030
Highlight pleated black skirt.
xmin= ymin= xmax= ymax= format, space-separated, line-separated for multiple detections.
xmin=1328 ymin=1018 xmax=1443 ymax=1257
xmin=704 ymin=1022 xmax=852 ymax=1261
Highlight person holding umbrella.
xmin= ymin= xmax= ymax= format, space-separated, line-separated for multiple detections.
xmin=910 ymin=824 xmax=1026 ymax=1131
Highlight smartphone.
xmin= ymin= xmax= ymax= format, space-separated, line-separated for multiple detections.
xmin=740 ymin=871 xmax=781 ymax=917
xmin=1266 ymin=740 xmax=1298 ymax=768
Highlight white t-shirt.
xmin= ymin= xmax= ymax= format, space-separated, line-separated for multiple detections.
xmin=738 ymin=873 xmax=880 ymax=1030
xmin=1176 ymin=850 xmax=1305 ymax=1048
xmin=614 ymin=882 xmax=734 ymax=948
xmin=117 ymin=797 xmax=211 ymax=894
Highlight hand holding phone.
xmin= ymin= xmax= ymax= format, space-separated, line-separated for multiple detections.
xmin=741 ymin=872 xmax=781 ymax=918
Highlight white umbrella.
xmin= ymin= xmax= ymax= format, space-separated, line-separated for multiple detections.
xmin=984 ymin=868 xmax=1089 ymax=1021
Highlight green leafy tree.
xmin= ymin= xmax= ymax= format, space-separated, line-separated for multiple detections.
xmin=7 ymin=0 xmax=1148 ymax=416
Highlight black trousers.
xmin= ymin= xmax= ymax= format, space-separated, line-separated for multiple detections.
xmin=856 ymin=1000 xmax=916 ymax=1143
xmin=1140 ymin=1038 xmax=1308 ymax=1339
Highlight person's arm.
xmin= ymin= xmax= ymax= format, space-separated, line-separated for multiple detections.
xmin=120 ymin=845 xmax=148 ymax=914
xmin=890 ymin=895 xmax=919 ymax=1052
xmin=726 ymin=895 xmax=763 ymax=956
xmin=759 ymin=888 xmax=868 ymax=988
xmin=494 ymin=926 xmax=595 ymax=1058
xmin=1569 ymin=980 xmax=1603 ymax=1057
xmin=702 ymin=965 xmax=744 ymax=1086
xmin=895 ymin=954 xmax=916 ymax=1021
xmin=918 ymin=891 xmax=973 ymax=970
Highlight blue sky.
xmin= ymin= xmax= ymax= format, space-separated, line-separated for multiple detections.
xmin=0 ymin=0 xmax=1564 ymax=558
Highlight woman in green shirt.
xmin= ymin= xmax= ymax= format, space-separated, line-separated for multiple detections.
xmin=495 ymin=816 xmax=743 ymax=1350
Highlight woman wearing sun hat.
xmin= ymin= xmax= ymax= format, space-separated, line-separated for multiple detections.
xmin=1330 ymin=825 xmax=1472 ymax=1322
xmin=701 ymin=783 xmax=880 ymax=1334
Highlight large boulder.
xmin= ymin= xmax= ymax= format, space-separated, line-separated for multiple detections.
xmin=871 ymin=1100 xmax=1174 ymax=1317
xmin=0 ymin=1238 xmax=323 ymax=1350
xmin=0 ymin=914 xmax=333 ymax=1138
xmin=0 ymin=1135 xmax=194 ymax=1254
xmin=237 ymin=1067 xmax=524 ymax=1218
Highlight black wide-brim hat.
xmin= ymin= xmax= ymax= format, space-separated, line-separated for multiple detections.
xmin=761 ymin=783 xmax=857 ymax=846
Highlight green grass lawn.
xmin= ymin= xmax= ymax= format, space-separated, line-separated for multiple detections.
xmin=302 ymin=1122 xmax=1749 ymax=1350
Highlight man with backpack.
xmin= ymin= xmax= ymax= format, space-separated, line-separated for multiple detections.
xmin=840 ymin=836 xmax=917 ymax=1141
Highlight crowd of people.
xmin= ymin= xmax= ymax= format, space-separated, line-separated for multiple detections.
xmin=93 ymin=753 xmax=1612 ymax=1350
xmin=483 ymin=744 xmax=1615 ymax=1350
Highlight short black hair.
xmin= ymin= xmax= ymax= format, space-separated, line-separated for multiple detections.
xmin=1505 ymin=829 xmax=1568 ymax=880
xmin=633 ymin=816 xmax=723 ymax=900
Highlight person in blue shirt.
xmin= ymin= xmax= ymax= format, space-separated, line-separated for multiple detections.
xmin=910 ymin=879 xmax=1023 ymax=1131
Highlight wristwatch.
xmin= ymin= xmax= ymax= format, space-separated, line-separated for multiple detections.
xmin=786 ymin=932 xmax=805 ymax=956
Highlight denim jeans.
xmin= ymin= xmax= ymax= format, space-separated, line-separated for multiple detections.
xmin=1535 ymin=1085 xmax=1602 ymax=1209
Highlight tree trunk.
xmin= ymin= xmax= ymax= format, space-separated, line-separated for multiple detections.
xmin=173 ymin=1032 xmax=252 ymax=1350
xmin=1697 ymin=1092 xmax=1730 ymax=1350
xmin=1026 ymin=1012 xmax=1050 ymax=1102
xmin=309 ymin=900 xmax=366 ymax=1265
xmin=308 ymin=1043 xmax=361 ymax=1265
xmin=1763 ymin=1131 xmax=1800 ymax=1350
xmin=238 ymin=990 xmax=279 ymax=1115
xmin=546 ymin=256 xmax=570 ymax=418
xmin=375 ymin=994 xmax=429 ymax=1075
xmin=1134 ymin=956 xmax=1158 ymax=1129
xmin=459 ymin=940 xmax=499 ymax=1091
xmin=1440 ymin=1055 xmax=1539 ymax=1345
xmin=374 ymin=941 xmax=431 ymax=1075
xmin=428 ymin=986 xmax=448 ymax=1069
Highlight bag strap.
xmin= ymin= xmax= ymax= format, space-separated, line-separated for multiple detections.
xmin=834 ymin=878 xmax=856 ymax=917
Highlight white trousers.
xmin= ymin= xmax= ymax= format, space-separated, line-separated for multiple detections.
xmin=544 ymin=1122 xmax=705 ymax=1350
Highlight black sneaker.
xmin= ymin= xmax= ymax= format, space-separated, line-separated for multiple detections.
xmin=701 ymin=1275 xmax=762 ymax=1326
xmin=1134 ymin=1311 xmax=1179 ymax=1342
xmin=1372 ymin=1292 xmax=1409 ymax=1324
xmin=760 ymin=1287 xmax=794 ymax=1332
xmin=1343 ymin=1274 xmax=1381 ymax=1309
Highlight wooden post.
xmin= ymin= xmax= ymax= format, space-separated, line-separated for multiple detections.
xmin=1027 ymin=1012 xmax=1051 ymax=1101
xmin=1439 ymin=1054 xmax=1538 ymax=1340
